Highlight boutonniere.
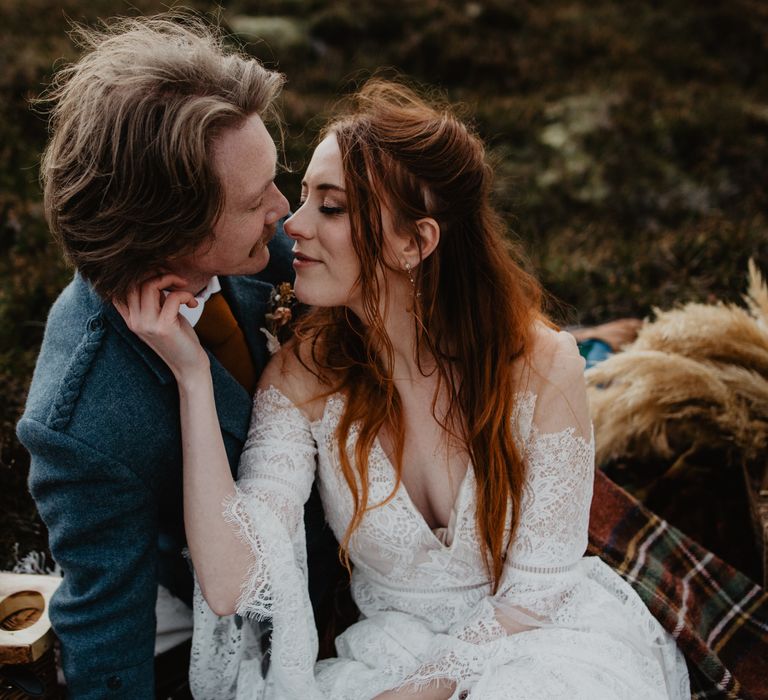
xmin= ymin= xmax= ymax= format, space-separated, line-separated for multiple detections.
xmin=260 ymin=282 xmax=297 ymax=354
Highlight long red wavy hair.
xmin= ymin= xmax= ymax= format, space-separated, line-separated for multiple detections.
xmin=294 ymin=80 xmax=544 ymax=592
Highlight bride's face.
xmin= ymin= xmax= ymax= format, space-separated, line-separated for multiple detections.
xmin=284 ymin=134 xmax=362 ymax=307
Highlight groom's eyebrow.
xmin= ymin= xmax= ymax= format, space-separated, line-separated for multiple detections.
xmin=244 ymin=168 xmax=278 ymax=205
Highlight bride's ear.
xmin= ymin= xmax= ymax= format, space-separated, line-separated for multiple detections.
xmin=403 ymin=217 xmax=440 ymax=267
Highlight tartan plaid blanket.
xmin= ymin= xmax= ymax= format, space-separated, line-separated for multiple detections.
xmin=589 ymin=470 xmax=768 ymax=700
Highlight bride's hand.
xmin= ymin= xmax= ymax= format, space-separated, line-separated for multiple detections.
xmin=113 ymin=274 xmax=210 ymax=385
xmin=372 ymin=681 xmax=456 ymax=700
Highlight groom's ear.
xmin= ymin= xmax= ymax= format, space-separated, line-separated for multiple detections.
xmin=403 ymin=217 xmax=440 ymax=266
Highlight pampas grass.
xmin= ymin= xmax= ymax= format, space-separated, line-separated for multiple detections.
xmin=629 ymin=303 xmax=768 ymax=376
xmin=745 ymin=259 xmax=768 ymax=330
xmin=586 ymin=260 xmax=768 ymax=468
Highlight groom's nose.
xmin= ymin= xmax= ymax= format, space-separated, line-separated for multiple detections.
xmin=265 ymin=184 xmax=290 ymax=225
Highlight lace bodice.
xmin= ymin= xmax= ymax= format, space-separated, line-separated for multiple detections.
xmin=190 ymin=329 xmax=689 ymax=700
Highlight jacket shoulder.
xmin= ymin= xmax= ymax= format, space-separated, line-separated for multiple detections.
xmin=20 ymin=277 xmax=180 ymax=461
xmin=23 ymin=276 xmax=105 ymax=423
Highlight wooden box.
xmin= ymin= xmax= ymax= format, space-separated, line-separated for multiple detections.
xmin=0 ymin=573 xmax=62 ymax=699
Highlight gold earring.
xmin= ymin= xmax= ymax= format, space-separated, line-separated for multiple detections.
xmin=404 ymin=261 xmax=421 ymax=298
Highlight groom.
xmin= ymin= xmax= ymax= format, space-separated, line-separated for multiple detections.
xmin=17 ymin=15 xmax=334 ymax=699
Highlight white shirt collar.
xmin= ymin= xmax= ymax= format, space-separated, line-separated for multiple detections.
xmin=176 ymin=276 xmax=221 ymax=328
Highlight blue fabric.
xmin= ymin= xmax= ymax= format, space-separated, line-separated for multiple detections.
xmin=17 ymin=228 xmax=333 ymax=699
xmin=577 ymin=337 xmax=614 ymax=369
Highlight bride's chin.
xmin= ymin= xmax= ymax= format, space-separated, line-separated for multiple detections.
xmin=292 ymin=280 xmax=321 ymax=306
xmin=292 ymin=281 xmax=353 ymax=310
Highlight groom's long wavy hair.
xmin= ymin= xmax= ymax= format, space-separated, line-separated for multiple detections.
xmin=295 ymin=80 xmax=544 ymax=592
xmin=39 ymin=14 xmax=284 ymax=301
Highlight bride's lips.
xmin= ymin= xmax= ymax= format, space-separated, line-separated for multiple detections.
xmin=292 ymin=250 xmax=322 ymax=268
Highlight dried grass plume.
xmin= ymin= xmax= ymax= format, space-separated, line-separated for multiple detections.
xmin=586 ymin=260 xmax=768 ymax=466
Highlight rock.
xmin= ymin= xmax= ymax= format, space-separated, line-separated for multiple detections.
xmin=536 ymin=92 xmax=620 ymax=202
xmin=228 ymin=15 xmax=308 ymax=53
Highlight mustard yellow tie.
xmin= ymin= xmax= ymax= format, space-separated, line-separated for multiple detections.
xmin=194 ymin=292 xmax=256 ymax=395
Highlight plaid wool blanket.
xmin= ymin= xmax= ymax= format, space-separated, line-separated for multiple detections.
xmin=589 ymin=470 xmax=768 ymax=700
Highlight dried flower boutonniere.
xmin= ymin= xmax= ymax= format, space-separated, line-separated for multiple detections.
xmin=260 ymin=282 xmax=297 ymax=354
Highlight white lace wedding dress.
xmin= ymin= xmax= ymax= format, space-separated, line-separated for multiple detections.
xmin=189 ymin=330 xmax=690 ymax=699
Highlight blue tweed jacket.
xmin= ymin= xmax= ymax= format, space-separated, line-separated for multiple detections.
xmin=17 ymin=231 xmax=334 ymax=698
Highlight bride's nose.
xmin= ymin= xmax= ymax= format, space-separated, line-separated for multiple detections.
xmin=284 ymin=206 xmax=311 ymax=240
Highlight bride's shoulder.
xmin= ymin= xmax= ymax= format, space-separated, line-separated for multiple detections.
xmin=513 ymin=322 xmax=591 ymax=438
xmin=514 ymin=321 xmax=585 ymax=392
xmin=530 ymin=321 xmax=582 ymax=363
xmin=256 ymin=339 xmax=328 ymax=421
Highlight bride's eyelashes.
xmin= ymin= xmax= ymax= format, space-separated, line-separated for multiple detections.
xmin=319 ymin=205 xmax=345 ymax=216
xmin=295 ymin=199 xmax=346 ymax=216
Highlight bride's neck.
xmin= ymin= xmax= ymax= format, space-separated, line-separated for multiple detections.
xmin=346 ymin=285 xmax=440 ymax=384
xmin=383 ymin=303 xmax=438 ymax=385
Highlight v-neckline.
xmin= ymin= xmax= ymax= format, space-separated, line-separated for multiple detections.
xmin=372 ymin=435 xmax=471 ymax=551
xmin=311 ymin=392 xmax=472 ymax=550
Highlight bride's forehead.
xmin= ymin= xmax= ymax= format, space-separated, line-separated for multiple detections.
xmin=303 ymin=135 xmax=344 ymax=186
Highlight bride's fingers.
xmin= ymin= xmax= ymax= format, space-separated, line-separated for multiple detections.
xmin=115 ymin=275 xmax=193 ymax=334
xmin=138 ymin=274 xmax=189 ymax=315
xmin=159 ymin=291 xmax=198 ymax=326
xmin=114 ymin=286 xmax=144 ymax=331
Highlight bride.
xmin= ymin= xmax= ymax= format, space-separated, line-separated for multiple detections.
xmin=118 ymin=80 xmax=690 ymax=699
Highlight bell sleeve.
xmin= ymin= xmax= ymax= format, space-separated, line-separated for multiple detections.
xmin=190 ymin=385 xmax=324 ymax=700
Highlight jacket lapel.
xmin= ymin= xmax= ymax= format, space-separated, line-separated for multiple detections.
xmin=219 ymin=274 xmax=274 ymax=377
xmin=100 ymin=285 xmax=175 ymax=386
xmin=207 ymin=354 xmax=252 ymax=445
xmin=99 ymin=278 xmax=252 ymax=444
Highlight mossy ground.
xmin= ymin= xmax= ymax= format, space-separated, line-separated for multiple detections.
xmin=2 ymin=0 xmax=766 ymax=575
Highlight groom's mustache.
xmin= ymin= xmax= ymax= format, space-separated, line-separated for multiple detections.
xmin=252 ymin=222 xmax=277 ymax=256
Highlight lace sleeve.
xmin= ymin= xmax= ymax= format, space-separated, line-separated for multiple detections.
xmin=226 ymin=385 xmax=318 ymax=617
xmin=494 ymin=330 xmax=594 ymax=625
xmin=191 ymin=385 xmax=323 ymax=700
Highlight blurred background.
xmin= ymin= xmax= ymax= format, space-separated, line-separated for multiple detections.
xmin=2 ymin=1 xmax=767 ymax=578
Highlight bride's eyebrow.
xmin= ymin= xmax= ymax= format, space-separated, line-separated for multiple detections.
xmin=300 ymin=181 xmax=346 ymax=193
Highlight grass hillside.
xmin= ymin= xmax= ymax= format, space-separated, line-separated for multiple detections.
xmin=2 ymin=0 xmax=767 ymax=573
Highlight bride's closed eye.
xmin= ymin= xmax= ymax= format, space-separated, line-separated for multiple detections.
xmin=295 ymin=199 xmax=346 ymax=216
xmin=319 ymin=205 xmax=345 ymax=215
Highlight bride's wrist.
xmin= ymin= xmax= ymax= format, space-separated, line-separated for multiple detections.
xmin=174 ymin=360 xmax=212 ymax=394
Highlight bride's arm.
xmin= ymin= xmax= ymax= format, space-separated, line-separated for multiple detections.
xmin=448 ymin=329 xmax=593 ymax=639
xmin=176 ymin=359 xmax=250 ymax=614
xmin=372 ymin=683 xmax=455 ymax=700
xmin=490 ymin=329 xmax=594 ymax=627
xmin=114 ymin=276 xmax=297 ymax=615
xmin=395 ymin=330 xmax=593 ymax=694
